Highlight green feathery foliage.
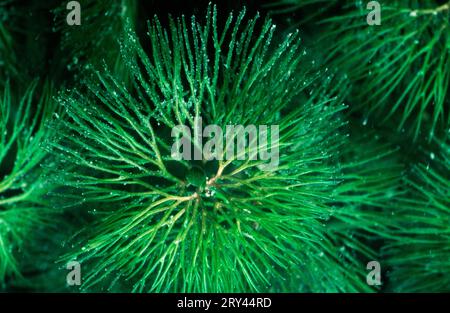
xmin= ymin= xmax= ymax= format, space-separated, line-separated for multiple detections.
xmin=266 ymin=3 xmax=450 ymax=292
xmin=333 ymin=127 xmax=405 ymax=233
xmin=268 ymin=0 xmax=450 ymax=140
xmin=318 ymin=0 xmax=450 ymax=140
xmin=326 ymin=127 xmax=406 ymax=291
xmin=53 ymin=0 xmax=137 ymax=76
xmin=0 ymin=81 xmax=58 ymax=288
xmin=46 ymin=6 xmax=387 ymax=292
xmin=382 ymin=138 xmax=450 ymax=292
xmin=0 ymin=0 xmax=447 ymax=293
xmin=275 ymin=101 xmax=407 ymax=292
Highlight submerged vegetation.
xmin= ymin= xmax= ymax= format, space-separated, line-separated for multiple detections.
xmin=0 ymin=0 xmax=448 ymax=292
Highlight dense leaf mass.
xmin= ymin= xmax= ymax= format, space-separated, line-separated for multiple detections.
xmin=0 ymin=0 xmax=448 ymax=292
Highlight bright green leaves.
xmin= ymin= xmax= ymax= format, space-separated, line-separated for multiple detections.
xmin=118 ymin=5 xmax=305 ymax=130
xmin=270 ymin=0 xmax=450 ymax=140
xmin=266 ymin=0 xmax=450 ymax=293
xmin=382 ymin=138 xmax=450 ymax=292
xmin=0 ymin=81 xmax=58 ymax=287
xmin=53 ymin=0 xmax=138 ymax=76
xmin=0 ymin=0 xmax=447 ymax=293
xmin=316 ymin=0 xmax=450 ymax=141
xmin=49 ymin=5 xmax=377 ymax=292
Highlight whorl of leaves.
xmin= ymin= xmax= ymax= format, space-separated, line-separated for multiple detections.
xmin=45 ymin=5 xmax=388 ymax=292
